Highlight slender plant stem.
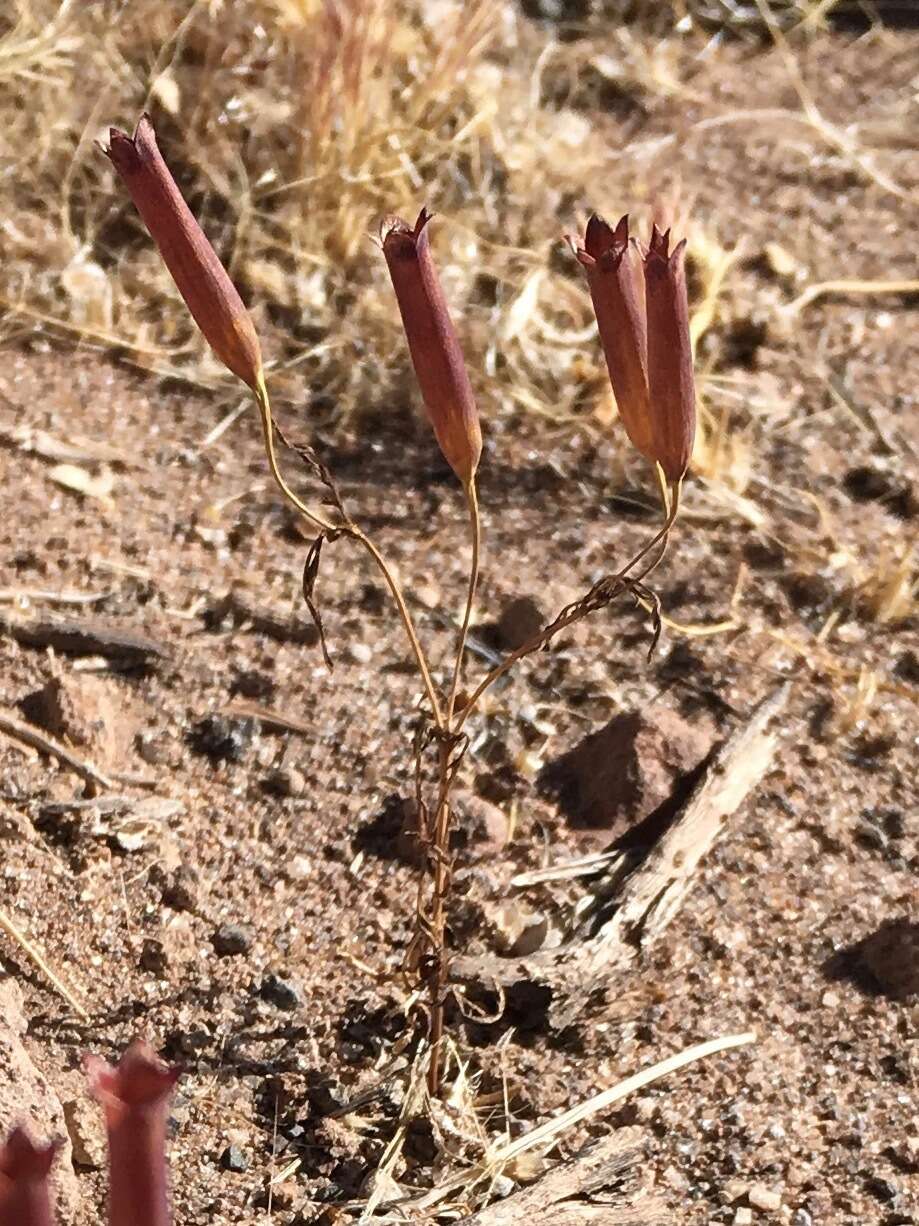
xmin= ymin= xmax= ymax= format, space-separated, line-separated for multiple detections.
xmin=427 ymin=478 xmax=482 ymax=1093
xmin=427 ymin=740 xmax=452 ymax=1096
xmin=454 ymin=599 xmax=592 ymax=734
xmin=350 ymin=527 xmax=444 ymax=728
xmin=618 ymin=478 xmax=681 ymax=580
xmin=453 ymin=482 xmax=682 ymax=733
xmin=446 ymin=478 xmax=480 ymax=727
xmin=254 ymin=376 xmax=444 ymax=728
xmin=653 ymin=461 xmax=671 ymax=518
xmin=254 ymin=376 xmax=334 ymax=534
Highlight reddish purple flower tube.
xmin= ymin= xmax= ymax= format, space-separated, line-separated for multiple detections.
xmin=571 ymin=214 xmax=655 ymax=464
xmin=0 ymin=1126 xmax=59 ymax=1226
xmin=643 ymin=226 xmax=696 ymax=481
xmin=86 ymin=1042 xmax=179 ymax=1226
xmin=381 ymin=209 xmax=482 ymax=487
xmin=104 ymin=115 xmax=263 ymax=390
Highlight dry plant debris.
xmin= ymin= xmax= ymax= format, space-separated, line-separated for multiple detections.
xmin=99 ymin=95 xmax=701 ymax=1093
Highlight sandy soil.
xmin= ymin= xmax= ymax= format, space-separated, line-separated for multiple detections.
xmin=0 ymin=22 xmax=917 ymax=1226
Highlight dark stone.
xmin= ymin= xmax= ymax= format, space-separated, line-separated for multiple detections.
xmin=843 ymin=465 xmax=917 ymax=518
xmin=895 ymin=651 xmax=919 ymax=683
xmin=865 ymin=1174 xmax=898 ymax=1202
xmin=220 ymin=1145 xmax=249 ymax=1173
xmin=161 ymin=865 xmax=198 ymax=911
xmin=212 ymin=923 xmax=254 ymax=957
xmin=139 ymin=938 xmax=168 ymax=975
xmin=187 ymin=715 xmax=256 ymax=762
xmin=859 ymin=919 xmax=919 ymax=1000
xmin=496 ymin=595 xmax=546 ymax=651
xmin=231 ymin=669 xmax=276 ymax=701
xmin=260 ymin=974 xmax=302 ymax=1011
xmin=844 ymin=464 xmax=893 ymax=502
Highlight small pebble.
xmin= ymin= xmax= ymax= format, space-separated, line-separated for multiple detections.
xmin=188 ymin=715 xmax=255 ymax=762
xmin=348 ymin=641 xmax=373 ymax=665
xmin=265 ymin=767 xmax=306 ymax=798
xmin=260 ymin=973 xmax=301 ymax=1010
xmin=139 ymin=937 xmax=168 ymax=975
xmin=496 ymin=594 xmax=546 ymax=651
xmin=733 ymin=1209 xmax=752 ymax=1226
xmin=63 ymin=1098 xmax=106 ymax=1169
xmin=220 ymin=1145 xmax=248 ymax=1173
xmin=269 ymin=1180 xmax=299 ymax=1209
xmin=865 ymin=1174 xmax=898 ymax=1202
xmin=491 ymin=1174 xmax=515 ymax=1199
xmin=213 ymin=923 xmax=254 ymax=957
xmin=285 ymin=854 xmax=312 ymax=882
xmin=414 ymin=579 xmax=441 ymax=609
xmin=860 ymin=919 xmax=919 ymax=999
xmin=162 ymin=865 xmax=198 ymax=911
xmin=792 ymin=1211 xmax=813 ymax=1226
xmin=749 ymin=1185 xmax=782 ymax=1212
xmin=232 ymin=669 xmax=275 ymax=700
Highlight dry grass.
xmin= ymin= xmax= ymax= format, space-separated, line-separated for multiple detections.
xmin=0 ymin=0 xmax=914 ymax=650
xmin=0 ymin=0 xmax=856 ymax=422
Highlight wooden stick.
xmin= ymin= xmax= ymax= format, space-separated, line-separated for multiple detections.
xmin=489 ymin=1033 xmax=755 ymax=1165
xmin=0 ymin=611 xmax=168 ymax=664
xmin=584 ymin=681 xmax=791 ymax=977
xmin=0 ymin=710 xmax=115 ymax=790
xmin=456 ymin=1128 xmax=662 ymax=1226
xmin=451 ymin=683 xmax=790 ymax=1018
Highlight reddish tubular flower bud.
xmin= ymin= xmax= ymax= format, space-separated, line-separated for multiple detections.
xmin=571 ymin=215 xmax=655 ymax=463
xmin=105 ymin=115 xmax=263 ymax=390
xmin=643 ymin=226 xmax=696 ymax=481
xmin=0 ymin=1127 xmax=59 ymax=1226
xmin=381 ymin=209 xmax=482 ymax=486
xmin=86 ymin=1042 xmax=179 ymax=1226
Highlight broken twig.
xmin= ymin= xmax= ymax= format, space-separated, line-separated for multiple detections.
xmin=0 ymin=611 xmax=168 ymax=664
xmin=452 ymin=683 xmax=790 ymax=1021
xmin=456 ymin=1127 xmax=662 ymax=1225
xmin=0 ymin=908 xmax=89 ymax=1021
xmin=0 ymin=710 xmax=114 ymax=790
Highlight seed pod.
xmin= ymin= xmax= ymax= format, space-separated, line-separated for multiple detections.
xmin=105 ymin=115 xmax=263 ymax=390
xmin=643 ymin=226 xmax=696 ymax=481
xmin=0 ymin=1127 xmax=58 ymax=1226
xmin=87 ymin=1042 xmax=179 ymax=1226
xmin=571 ymin=214 xmax=655 ymax=463
xmin=381 ymin=209 xmax=482 ymax=486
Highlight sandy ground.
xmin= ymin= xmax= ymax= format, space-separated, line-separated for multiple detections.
xmin=0 ymin=19 xmax=917 ymax=1226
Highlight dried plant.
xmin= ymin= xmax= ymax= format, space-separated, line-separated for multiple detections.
xmin=103 ymin=113 xmax=696 ymax=1094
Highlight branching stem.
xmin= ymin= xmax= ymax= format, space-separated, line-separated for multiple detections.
xmin=254 ymin=376 xmax=444 ymax=727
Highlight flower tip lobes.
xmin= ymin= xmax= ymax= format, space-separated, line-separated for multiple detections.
xmin=0 ymin=1127 xmax=60 ymax=1226
xmin=87 ymin=1042 xmax=178 ymax=1226
xmin=643 ymin=225 xmax=696 ymax=482
xmin=104 ymin=115 xmax=263 ymax=390
xmin=571 ymin=214 xmax=655 ymax=463
xmin=381 ymin=208 xmax=482 ymax=487
xmin=86 ymin=1041 xmax=180 ymax=1112
xmin=582 ymin=212 xmax=630 ymax=263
